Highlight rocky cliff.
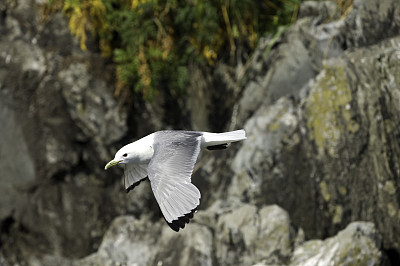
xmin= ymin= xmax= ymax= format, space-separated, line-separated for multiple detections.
xmin=0 ymin=0 xmax=400 ymax=265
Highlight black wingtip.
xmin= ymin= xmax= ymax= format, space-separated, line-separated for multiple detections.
xmin=167 ymin=208 xmax=198 ymax=232
xmin=206 ymin=143 xmax=228 ymax=150
xmin=167 ymin=221 xmax=181 ymax=232
xmin=125 ymin=178 xmax=146 ymax=193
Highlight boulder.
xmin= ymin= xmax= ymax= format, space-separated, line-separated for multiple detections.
xmin=290 ymin=222 xmax=383 ymax=266
xmin=74 ymin=215 xmax=213 ymax=266
xmin=76 ymin=216 xmax=162 ymax=266
xmin=69 ymin=202 xmax=294 ymax=266
xmin=215 ymin=204 xmax=293 ymax=265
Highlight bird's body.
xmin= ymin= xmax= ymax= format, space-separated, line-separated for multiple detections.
xmin=105 ymin=129 xmax=246 ymax=231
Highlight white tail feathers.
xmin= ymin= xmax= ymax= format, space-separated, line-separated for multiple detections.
xmin=201 ymin=129 xmax=246 ymax=148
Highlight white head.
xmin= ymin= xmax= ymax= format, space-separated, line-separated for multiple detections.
xmin=104 ymin=135 xmax=155 ymax=170
xmin=104 ymin=144 xmax=135 ymax=170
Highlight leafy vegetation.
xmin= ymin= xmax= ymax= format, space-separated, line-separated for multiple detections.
xmin=43 ymin=0 xmax=306 ymax=99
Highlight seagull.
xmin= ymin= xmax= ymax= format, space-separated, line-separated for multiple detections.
xmin=104 ymin=129 xmax=246 ymax=231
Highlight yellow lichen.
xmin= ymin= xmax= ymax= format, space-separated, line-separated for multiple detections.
xmin=306 ymin=65 xmax=359 ymax=157
xmin=383 ymin=181 xmax=396 ymax=195
xmin=320 ymin=181 xmax=330 ymax=202
xmin=268 ymin=106 xmax=289 ymax=132
xmin=387 ymin=203 xmax=397 ymax=217
xmin=384 ymin=119 xmax=396 ymax=134
xmin=268 ymin=122 xmax=281 ymax=131
xmin=338 ymin=186 xmax=347 ymax=196
xmin=332 ymin=205 xmax=343 ymax=224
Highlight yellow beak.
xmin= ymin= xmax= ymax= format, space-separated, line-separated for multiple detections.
xmin=104 ymin=160 xmax=122 ymax=170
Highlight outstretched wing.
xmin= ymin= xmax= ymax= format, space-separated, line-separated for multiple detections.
xmin=148 ymin=131 xmax=202 ymax=231
xmin=124 ymin=163 xmax=148 ymax=192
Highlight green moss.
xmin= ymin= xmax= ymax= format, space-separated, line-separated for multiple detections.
xmin=45 ymin=0 xmax=304 ymax=100
xmin=306 ymin=65 xmax=359 ymax=156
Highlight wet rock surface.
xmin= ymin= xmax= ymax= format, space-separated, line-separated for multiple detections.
xmin=1 ymin=0 xmax=400 ymax=265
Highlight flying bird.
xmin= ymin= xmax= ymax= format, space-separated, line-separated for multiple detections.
xmin=104 ymin=130 xmax=246 ymax=231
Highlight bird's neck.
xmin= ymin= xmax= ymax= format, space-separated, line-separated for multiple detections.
xmin=130 ymin=133 xmax=155 ymax=164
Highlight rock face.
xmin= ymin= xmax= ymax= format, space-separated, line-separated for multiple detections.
xmin=0 ymin=0 xmax=129 ymax=259
xmin=1 ymin=0 xmax=400 ymax=265
xmin=73 ymin=203 xmax=296 ymax=266
xmin=290 ymin=222 xmax=382 ymax=266
xmin=215 ymin=204 xmax=293 ymax=265
xmin=231 ymin=0 xmax=400 ymax=255
xmin=72 ymin=204 xmax=384 ymax=266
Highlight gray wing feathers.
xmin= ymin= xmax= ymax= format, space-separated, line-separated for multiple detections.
xmin=157 ymin=182 xmax=200 ymax=222
xmin=124 ymin=163 xmax=148 ymax=191
xmin=148 ymin=131 xmax=202 ymax=223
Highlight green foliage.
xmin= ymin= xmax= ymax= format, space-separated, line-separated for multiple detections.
xmin=44 ymin=0 xmax=303 ymax=99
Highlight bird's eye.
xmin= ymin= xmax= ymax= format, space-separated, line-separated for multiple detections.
xmin=123 ymin=153 xmax=128 ymax=157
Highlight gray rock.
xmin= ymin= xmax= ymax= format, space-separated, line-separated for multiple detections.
xmin=290 ymin=222 xmax=383 ymax=266
xmin=71 ymin=202 xmax=295 ymax=266
xmin=2 ymin=0 xmax=400 ymax=264
xmin=75 ymin=215 xmax=213 ymax=266
xmin=230 ymin=35 xmax=400 ymax=253
xmin=230 ymin=96 xmax=300 ymax=203
xmin=215 ymin=204 xmax=293 ymax=265
xmin=76 ymin=216 xmax=162 ymax=266
xmin=58 ymin=63 xmax=127 ymax=146
xmin=298 ymin=1 xmax=338 ymax=20
xmin=0 ymin=92 xmax=35 ymax=223
xmin=151 ymin=223 xmax=213 ymax=266
xmin=229 ymin=0 xmax=400 ymax=256
xmin=301 ymin=36 xmax=400 ymax=249
xmin=340 ymin=0 xmax=400 ymax=48
xmin=0 ymin=0 xmax=129 ymax=260
xmin=236 ymin=1 xmax=343 ymax=124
